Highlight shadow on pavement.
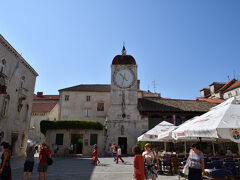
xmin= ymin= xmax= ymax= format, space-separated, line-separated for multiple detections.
xmin=12 ymin=158 xmax=96 ymax=180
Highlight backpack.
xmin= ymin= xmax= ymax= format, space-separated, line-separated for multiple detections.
xmin=43 ymin=149 xmax=53 ymax=166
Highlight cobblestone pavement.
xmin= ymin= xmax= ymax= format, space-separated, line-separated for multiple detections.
xmin=12 ymin=156 xmax=178 ymax=180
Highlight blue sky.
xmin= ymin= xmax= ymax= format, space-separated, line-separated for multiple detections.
xmin=1 ymin=0 xmax=240 ymax=99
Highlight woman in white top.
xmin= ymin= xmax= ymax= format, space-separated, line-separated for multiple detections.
xmin=142 ymin=143 xmax=159 ymax=180
xmin=116 ymin=145 xmax=124 ymax=164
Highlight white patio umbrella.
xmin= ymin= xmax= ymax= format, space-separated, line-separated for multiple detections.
xmin=138 ymin=121 xmax=175 ymax=142
xmin=172 ymin=97 xmax=240 ymax=143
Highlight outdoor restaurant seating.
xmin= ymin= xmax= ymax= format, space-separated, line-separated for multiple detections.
xmin=204 ymin=169 xmax=226 ymax=180
xmin=223 ymin=162 xmax=240 ymax=179
xmin=171 ymin=157 xmax=180 ymax=174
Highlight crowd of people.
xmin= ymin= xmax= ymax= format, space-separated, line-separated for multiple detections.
xmin=0 ymin=142 xmax=52 ymax=180
xmin=0 ymin=140 xmax=205 ymax=180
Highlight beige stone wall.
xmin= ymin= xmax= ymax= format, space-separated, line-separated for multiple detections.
xmin=223 ymin=88 xmax=240 ymax=99
xmin=0 ymin=35 xmax=38 ymax=156
xmin=29 ymin=103 xmax=59 ymax=144
xmin=49 ymin=103 xmax=59 ymax=120
xmin=46 ymin=129 xmax=105 ymax=156
xmin=29 ymin=112 xmax=49 ymax=143
xmin=59 ymin=91 xmax=110 ymax=124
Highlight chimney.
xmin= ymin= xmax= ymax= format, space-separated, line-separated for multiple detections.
xmin=137 ymin=80 xmax=140 ymax=89
xmin=37 ymin=92 xmax=43 ymax=97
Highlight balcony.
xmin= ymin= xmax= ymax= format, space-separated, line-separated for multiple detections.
xmin=17 ymin=87 xmax=28 ymax=97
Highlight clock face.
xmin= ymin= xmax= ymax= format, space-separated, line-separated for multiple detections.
xmin=114 ymin=69 xmax=134 ymax=88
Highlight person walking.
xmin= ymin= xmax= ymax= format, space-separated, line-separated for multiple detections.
xmin=92 ymin=144 xmax=100 ymax=165
xmin=38 ymin=143 xmax=51 ymax=180
xmin=185 ymin=143 xmax=204 ymax=180
xmin=111 ymin=142 xmax=117 ymax=162
xmin=116 ymin=145 xmax=124 ymax=164
xmin=22 ymin=144 xmax=37 ymax=180
xmin=142 ymin=143 xmax=159 ymax=180
xmin=0 ymin=142 xmax=11 ymax=180
xmin=132 ymin=145 xmax=145 ymax=180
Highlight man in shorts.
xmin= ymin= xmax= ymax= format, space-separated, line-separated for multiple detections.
xmin=112 ymin=142 xmax=117 ymax=161
xmin=38 ymin=143 xmax=51 ymax=180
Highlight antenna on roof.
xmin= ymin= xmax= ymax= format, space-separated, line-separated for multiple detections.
xmin=233 ymin=70 xmax=236 ymax=79
xmin=152 ymin=80 xmax=157 ymax=93
xmin=227 ymin=75 xmax=230 ymax=81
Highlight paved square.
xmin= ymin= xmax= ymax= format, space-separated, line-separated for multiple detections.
xmin=12 ymin=157 xmax=178 ymax=180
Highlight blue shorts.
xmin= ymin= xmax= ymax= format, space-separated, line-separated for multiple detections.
xmin=112 ymin=153 xmax=117 ymax=157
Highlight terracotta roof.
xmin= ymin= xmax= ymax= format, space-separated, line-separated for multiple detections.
xmin=32 ymin=102 xmax=57 ymax=113
xmin=138 ymin=98 xmax=216 ymax=113
xmin=224 ymin=81 xmax=240 ymax=92
xmin=33 ymin=95 xmax=59 ymax=100
xmin=209 ymin=82 xmax=225 ymax=86
xmin=200 ymin=88 xmax=210 ymax=97
xmin=59 ymin=84 xmax=111 ymax=92
xmin=112 ymin=55 xmax=136 ymax=65
xmin=200 ymin=88 xmax=210 ymax=91
xmin=216 ymin=78 xmax=236 ymax=93
xmin=196 ymin=98 xmax=224 ymax=104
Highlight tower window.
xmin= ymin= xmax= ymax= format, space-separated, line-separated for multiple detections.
xmin=0 ymin=59 xmax=6 ymax=74
xmin=65 ymin=95 xmax=69 ymax=101
xmin=2 ymin=95 xmax=9 ymax=117
xmin=97 ymin=103 xmax=104 ymax=111
xmin=84 ymin=108 xmax=91 ymax=117
xmin=20 ymin=76 xmax=25 ymax=89
xmin=86 ymin=96 xmax=91 ymax=102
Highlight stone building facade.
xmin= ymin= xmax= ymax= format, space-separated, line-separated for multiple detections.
xmin=0 ymin=34 xmax=38 ymax=156
xmin=29 ymin=92 xmax=59 ymax=143
xmin=45 ymin=47 xmax=217 ymax=156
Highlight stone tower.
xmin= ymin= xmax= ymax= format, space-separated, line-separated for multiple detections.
xmin=107 ymin=46 xmax=140 ymax=154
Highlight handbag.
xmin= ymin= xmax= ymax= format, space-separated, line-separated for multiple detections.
xmin=43 ymin=149 xmax=53 ymax=166
xmin=183 ymin=162 xmax=189 ymax=175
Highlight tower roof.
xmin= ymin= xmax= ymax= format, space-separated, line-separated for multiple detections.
xmin=112 ymin=46 xmax=136 ymax=65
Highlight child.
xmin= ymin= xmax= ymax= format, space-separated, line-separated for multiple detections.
xmin=112 ymin=142 xmax=117 ymax=162
xmin=116 ymin=145 xmax=124 ymax=164
xmin=92 ymin=144 xmax=100 ymax=165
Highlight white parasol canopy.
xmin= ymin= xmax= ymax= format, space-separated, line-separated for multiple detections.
xmin=173 ymin=97 xmax=240 ymax=143
xmin=138 ymin=121 xmax=176 ymax=142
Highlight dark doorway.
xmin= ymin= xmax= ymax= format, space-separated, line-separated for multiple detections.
xmin=71 ymin=134 xmax=83 ymax=154
xmin=118 ymin=137 xmax=127 ymax=154
xmin=11 ymin=133 xmax=18 ymax=156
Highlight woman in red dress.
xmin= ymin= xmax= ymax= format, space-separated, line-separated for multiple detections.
xmin=92 ymin=144 xmax=100 ymax=165
xmin=132 ymin=145 xmax=145 ymax=180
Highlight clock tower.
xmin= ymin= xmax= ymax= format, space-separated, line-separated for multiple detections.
xmin=107 ymin=46 xmax=140 ymax=154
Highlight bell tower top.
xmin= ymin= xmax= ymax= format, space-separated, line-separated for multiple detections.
xmin=112 ymin=45 xmax=136 ymax=65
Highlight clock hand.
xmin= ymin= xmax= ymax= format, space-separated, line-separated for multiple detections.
xmin=123 ymin=73 xmax=128 ymax=81
xmin=120 ymin=73 xmax=124 ymax=79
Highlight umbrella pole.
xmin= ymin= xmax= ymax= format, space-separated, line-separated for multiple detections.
xmin=164 ymin=142 xmax=167 ymax=152
xmin=184 ymin=141 xmax=187 ymax=157
xmin=212 ymin=142 xmax=215 ymax=157
xmin=238 ymin=143 xmax=240 ymax=155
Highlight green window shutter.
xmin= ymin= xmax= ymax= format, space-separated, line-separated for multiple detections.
xmin=90 ymin=134 xmax=98 ymax=146
xmin=56 ymin=134 xmax=64 ymax=145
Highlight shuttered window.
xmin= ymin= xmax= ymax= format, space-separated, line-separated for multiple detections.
xmin=56 ymin=134 xmax=64 ymax=145
xmin=90 ymin=134 xmax=98 ymax=146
